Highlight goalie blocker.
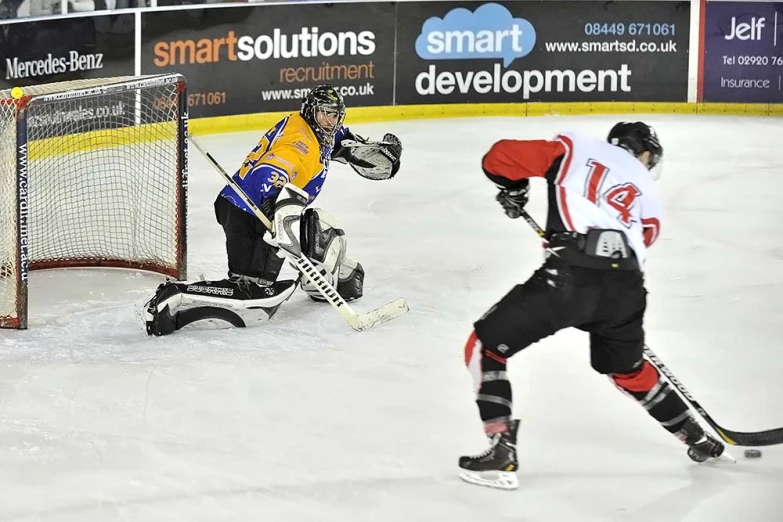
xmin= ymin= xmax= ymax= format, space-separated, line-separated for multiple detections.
xmin=142 ymin=191 xmax=364 ymax=336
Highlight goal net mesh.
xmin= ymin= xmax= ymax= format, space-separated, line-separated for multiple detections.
xmin=0 ymin=74 xmax=187 ymax=328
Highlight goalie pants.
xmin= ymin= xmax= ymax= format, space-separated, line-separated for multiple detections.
xmin=214 ymin=195 xmax=284 ymax=282
xmin=466 ymin=257 xmax=694 ymax=438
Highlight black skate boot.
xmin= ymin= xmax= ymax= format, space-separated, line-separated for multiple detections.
xmin=458 ymin=419 xmax=520 ymax=490
xmin=143 ymin=280 xmax=183 ymax=336
xmin=678 ymin=417 xmax=725 ymax=463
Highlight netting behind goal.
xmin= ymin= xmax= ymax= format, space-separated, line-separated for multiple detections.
xmin=0 ymin=74 xmax=188 ymax=329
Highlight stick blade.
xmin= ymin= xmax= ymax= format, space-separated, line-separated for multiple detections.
xmin=715 ymin=426 xmax=783 ymax=447
xmin=353 ymin=298 xmax=409 ymax=331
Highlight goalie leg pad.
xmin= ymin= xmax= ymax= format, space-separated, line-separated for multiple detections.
xmin=300 ymin=208 xmax=344 ymax=299
xmin=298 ymin=208 xmax=365 ymax=302
xmin=143 ymin=278 xmax=297 ymax=336
xmin=336 ymin=258 xmax=364 ymax=302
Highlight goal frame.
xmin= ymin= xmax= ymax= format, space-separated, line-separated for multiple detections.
xmin=2 ymin=74 xmax=189 ymax=329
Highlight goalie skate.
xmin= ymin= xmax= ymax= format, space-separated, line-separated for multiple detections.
xmin=142 ymin=280 xmax=181 ymax=336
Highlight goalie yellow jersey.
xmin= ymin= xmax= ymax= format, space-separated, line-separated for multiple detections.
xmin=217 ymin=112 xmax=350 ymax=215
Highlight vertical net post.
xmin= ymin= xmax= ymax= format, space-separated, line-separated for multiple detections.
xmin=176 ymin=80 xmax=188 ymax=281
xmin=0 ymin=99 xmax=18 ymax=329
xmin=15 ymin=100 xmax=29 ymax=329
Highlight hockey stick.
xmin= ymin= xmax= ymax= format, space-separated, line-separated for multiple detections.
xmin=517 ymin=208 xmax=783 ymax=446
xmin=189 ymin=134 xmax=409 ymax=332
xmin=642 ymin=345 xmax=783 ymax=446
xmin=519 ymin=209 xmax=546 ymax=238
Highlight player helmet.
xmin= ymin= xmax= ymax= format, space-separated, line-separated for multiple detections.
xmin=607 ymin=121 xmax=664 ymax=179
xmin=301 ymin=85 xmax=346 ymax=146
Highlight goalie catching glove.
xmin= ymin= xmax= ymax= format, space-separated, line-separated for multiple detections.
xmin=332 ymin=133 xmax=402 ymax=181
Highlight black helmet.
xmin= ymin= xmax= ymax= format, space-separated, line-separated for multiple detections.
xmin=607 ymin=121 xmax=663 ymax=174
xmin=300 ymin=85 xmax=346 ymax=146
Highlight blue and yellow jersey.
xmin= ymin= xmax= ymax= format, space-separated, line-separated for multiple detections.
xmin=218 ymin=112 xmax=350 ymax=216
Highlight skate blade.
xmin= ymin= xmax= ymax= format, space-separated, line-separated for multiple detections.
xmin=692 ymin=450 xmax=736 ymax=465
xmin=459 ymin=469 xmax=519 ymax=490
xmin=718 ymin=450 xmax=737 ymax=464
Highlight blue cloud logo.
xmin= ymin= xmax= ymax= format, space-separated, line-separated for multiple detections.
xmin=415 ymin=3 xmax=536 ymax=68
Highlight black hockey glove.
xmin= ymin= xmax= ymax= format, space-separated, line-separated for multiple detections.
xmin=496 ymin=181 xmax=529 ymax=219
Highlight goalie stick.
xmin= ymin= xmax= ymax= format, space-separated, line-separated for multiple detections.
xmin=189 ymin=134 xmax=409 ymax=332
xmin=517 ymin=208 xmax=783 ymax=447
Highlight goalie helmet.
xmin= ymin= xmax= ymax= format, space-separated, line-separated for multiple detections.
xmin=301 ymin=85 xmax=346 ymax=147
xmin=607 ymin=121 xmax=664 ymax=179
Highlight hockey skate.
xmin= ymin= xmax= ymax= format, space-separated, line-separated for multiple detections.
xmin=143 ymin=279 xmax=182 ymax=336
xmin=677 ymin=417 xmax=727 ymax=463
xmin=459 ymin=419 xmax=520 ymax=490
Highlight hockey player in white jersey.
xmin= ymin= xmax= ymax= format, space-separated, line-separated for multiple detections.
xmin=458 ymin=122 xmax=725 ymax=490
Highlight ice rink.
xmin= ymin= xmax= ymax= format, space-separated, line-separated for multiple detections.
xmin=1 ymin=113 xmax=783 ymax=521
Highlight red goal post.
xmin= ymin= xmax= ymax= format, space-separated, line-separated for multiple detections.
xmin=0 ymin=73 xmax=189 ymax=329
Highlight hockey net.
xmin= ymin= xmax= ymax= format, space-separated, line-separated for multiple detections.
xmin=0 ymin=74 xmax=188 ymax=329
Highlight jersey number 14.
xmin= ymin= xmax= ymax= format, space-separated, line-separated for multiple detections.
xmin=585 ymin=159 xmax=641 ymax=227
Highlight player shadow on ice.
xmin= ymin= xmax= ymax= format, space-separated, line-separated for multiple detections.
xmin=613 ymin=465 xmax=735 ymax=521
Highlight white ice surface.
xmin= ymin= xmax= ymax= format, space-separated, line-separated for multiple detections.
xmin=1 ymin=114 xmax=782 ymax=521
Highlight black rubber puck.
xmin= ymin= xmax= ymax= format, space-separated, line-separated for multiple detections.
xmin=744 ymin=449 xmax=762 ymax=459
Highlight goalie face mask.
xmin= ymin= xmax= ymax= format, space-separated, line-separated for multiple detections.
xmin=315 ymin=107 xmax=344 ymax=137
xmin=301 ymin=85 xmax=346 ymax=146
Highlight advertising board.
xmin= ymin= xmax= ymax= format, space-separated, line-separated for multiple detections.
xmin=395 ymin=1 xmax=691 ymax=104
xmin=141 ymin=3 xmax=396 ymax=118
xmin=0 ymin=14 xmax=137 ymax=136
xmin=0 ymin=13 xmax=135 ymax=90
xmin=703 ymin=1 xmax=783 ymax=102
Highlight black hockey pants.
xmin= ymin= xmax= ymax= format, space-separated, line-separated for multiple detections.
xmin=475 ymin=257 xmax=647 ymax=374
xmin=467 ymin=254 xmax=695 ymax=437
